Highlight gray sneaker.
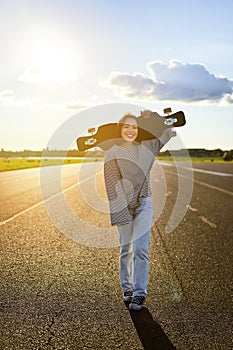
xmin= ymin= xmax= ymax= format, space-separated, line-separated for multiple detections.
xmin=123 ymin=290 xmax=133 ymax=302
xmin=129 ymin=296 xmax=145 ymax=310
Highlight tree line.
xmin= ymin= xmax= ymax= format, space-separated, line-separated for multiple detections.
xmin=0 ymin=147 xmax=232 ymax=160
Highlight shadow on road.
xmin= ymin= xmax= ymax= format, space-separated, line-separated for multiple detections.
xmin=125 ymin=303 xmax=176 ymax=350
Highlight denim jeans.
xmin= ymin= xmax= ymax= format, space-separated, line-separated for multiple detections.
xmin=117 ymin=197 xmax=153 ymax=297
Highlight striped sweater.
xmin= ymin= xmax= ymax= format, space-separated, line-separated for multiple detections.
xmin=104 ymin=129 xmax=173 ymax=226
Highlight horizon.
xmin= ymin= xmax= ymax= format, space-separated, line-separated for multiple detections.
xmin=0 ymin=1 xmax=233 ymax=151
xmin=1 ymin=146 xmax=232 ymax=153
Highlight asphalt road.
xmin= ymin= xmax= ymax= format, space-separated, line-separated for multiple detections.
xmin=0 ymin=161 xmax=232 ymax=350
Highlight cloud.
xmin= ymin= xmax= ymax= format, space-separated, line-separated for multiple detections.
xmin=0 ymin=90 xmax=90 ymax=111
xmin=18 ymin=64 xmax=77 ymax=84
xmin=65 ymin=101 xmax=90 ymax=110
xmin=43 ymin=100 xmax=92 ymax=111
xmin=0 ymin=90 xmax=14 ymax=104
xmin=221 ymin=93 xmax=233 ymax=104
xmin=106 ymin=60 xmax=233 ymax=104
xmin=0 ymin=90 xmax=40 ymax=107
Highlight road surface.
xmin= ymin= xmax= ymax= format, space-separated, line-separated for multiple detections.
xmin=0 ymin=161 xmax=232 ymax=349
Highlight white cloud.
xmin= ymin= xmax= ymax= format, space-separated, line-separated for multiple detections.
xmin=0 ymin=90 xmax=14 ymax=104
xmin=107 ymin=72 xmax=156 ymax=100
xmin=18 ymin=63 xmax=77 ymax=85
xmin=65 ymin=101 xmax=90 ymax=110
xmin=0 ymin=90 xmax=40 ymax=107
xmin=0 ymin=90 xmax=90 ymax=111
xmin=44 ymin=100 xmax=92 ymax=111
xmin=221 ymin=93 xmax=233 ymax=105
xmin=106 ymin=60 xmax=233 ymax=104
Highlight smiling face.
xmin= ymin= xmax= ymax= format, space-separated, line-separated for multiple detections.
xmin=120 ymin=117 xmax=138 ymax=143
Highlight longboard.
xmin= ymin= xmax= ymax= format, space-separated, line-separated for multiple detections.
xmin=77 ymin=110 xmax=185 ymax=151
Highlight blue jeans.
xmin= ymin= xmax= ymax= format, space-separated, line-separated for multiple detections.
xmin=117 ymin=197 xmax=153 ymax=297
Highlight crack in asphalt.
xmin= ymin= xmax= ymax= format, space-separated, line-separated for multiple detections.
xmin=45 ymin=309 xmax=65 ymax=349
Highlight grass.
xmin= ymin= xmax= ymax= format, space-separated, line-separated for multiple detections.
xmin=157 ymin=156 xmax=233 ymax=163
xmin=0 ymin=156 xmax=232 ymax=172
xmin=0 ymin=157 xmax=103 ymax=172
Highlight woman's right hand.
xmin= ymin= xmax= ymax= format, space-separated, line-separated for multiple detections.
xmin=140 ymin=110 xmax=152 ymax=119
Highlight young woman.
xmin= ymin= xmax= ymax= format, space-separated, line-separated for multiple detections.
xmin=104 ymin=112 xmax=175 ymax=310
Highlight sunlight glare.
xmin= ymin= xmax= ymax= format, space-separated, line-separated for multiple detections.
xmin=20 ymin=45 xmax=77 ymax=84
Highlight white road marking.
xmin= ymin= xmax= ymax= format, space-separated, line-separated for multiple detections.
xmin=159 ymin=162 xmax=173 ymax=167
xmin=1 ymin=162 xmax=232 ymax=227
xmin=184 ymin=167 xmax=233 ymax=177
xmin=186 ymin=204 xmax=198 ymax=212
xmin=162 ymin=162 xmax=233 ymax=177
xmin=0 ymin=174 xmax=94 ymax=227
xmin=164 ymin=170 xmax=233 ymax=196
xmin=199 ymin=216 xmax=217 ymax=228
xmin=186 ymin=205 xmax=218 ymax=230
xmin=165 ymin=191 xmax=172 ymax=197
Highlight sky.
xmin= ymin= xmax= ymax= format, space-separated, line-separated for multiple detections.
xmin=0 ymin=0 xmax=233 ymax=151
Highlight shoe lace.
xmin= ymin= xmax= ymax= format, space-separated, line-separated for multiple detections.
xmin=133 ymin=296 xmax=144 ymax=304
xmin=124 ymin=291 xmax=132 ymax=297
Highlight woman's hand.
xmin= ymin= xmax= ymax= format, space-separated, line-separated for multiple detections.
xmin=140 ymin=110 xmax=152 ymax=119
xmin=160 ymin=128 xmax=176 ymax=145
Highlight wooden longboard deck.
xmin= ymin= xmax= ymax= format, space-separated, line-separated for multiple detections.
xmin=77 ymin=111 xmax=185 ymax=151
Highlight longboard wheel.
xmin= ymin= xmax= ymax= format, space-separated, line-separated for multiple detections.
xmin=163 ymin=107 xmax=172 ymax=115
xmin=88 ymin=127 xmax=96 ymax=134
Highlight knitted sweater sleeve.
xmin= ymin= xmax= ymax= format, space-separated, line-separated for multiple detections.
xmin=104 ymin=147 xmax=133 ymax=226
xmin=143 ymin=128 xmax=176 ymax=155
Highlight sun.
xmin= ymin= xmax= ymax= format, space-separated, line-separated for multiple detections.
xmin=20 ymin=46 xmax=77 ymax=84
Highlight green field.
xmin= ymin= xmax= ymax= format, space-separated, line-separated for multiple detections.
xmin=0 ymin=157 xmax=103 ymax=172
xmin=157 ymin=156 xmax=232 ymax=163
xmin=1 ymin=156 xmax=232 ymax=172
